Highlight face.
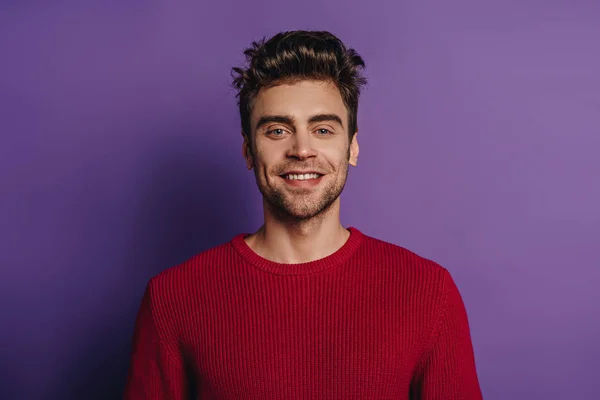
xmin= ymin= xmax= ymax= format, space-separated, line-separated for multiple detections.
xmin=242 ymin=80 xmax=359 ymax=221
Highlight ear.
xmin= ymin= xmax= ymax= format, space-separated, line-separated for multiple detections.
xmin=241 ymin=131 xmax=253 ymax=170
xmin=349 ymin=131 xmax=359 ymax=166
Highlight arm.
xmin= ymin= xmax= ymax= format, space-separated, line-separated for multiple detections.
xmin=411 ymin=270 xmax=483 ymax=399
xmin=123 ymin=280 xmax=189 ymax=400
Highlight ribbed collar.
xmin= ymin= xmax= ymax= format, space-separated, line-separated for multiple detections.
xmin=230 ymin=227 xmax=364 ymax=276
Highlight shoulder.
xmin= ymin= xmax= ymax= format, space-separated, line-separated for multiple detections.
xmin=360 ymin=231 xmax=450 ymax=277
xmin=356 ymin=230 xmax=453 ymax=298
xmin=137 ymin=240 xmax=238 ymax=328
xmin=146 ymin=239 xmax=236 ymax=296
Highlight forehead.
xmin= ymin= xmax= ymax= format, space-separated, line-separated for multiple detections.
xmin=251 ymin=80 xmax=347 ymax=123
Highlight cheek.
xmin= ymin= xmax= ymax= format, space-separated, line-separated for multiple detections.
xmin=253 ymin=153 xmax=279 ymax=179
xmin=254 ymin=141 xmax=283 ymax=164
xmin=320 ymin=147 xmax=349 ymax=167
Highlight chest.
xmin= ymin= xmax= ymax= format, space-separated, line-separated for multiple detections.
xmin=181 ymin=281 xmax=424 ymax=399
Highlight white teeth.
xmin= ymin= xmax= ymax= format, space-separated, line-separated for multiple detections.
xmin=286 ymin=173 xmax=320 ymax=180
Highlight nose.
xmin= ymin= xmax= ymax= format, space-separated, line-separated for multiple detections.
xmin=286 ymin=131 xmax=317 ymax=160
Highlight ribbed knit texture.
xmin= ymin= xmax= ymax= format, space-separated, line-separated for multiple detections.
xmin=124 ymin=227 xmax=483 ymax=399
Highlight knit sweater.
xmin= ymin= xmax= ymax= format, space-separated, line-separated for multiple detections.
xmin=124 ymin=227 xmax=483 ymax=399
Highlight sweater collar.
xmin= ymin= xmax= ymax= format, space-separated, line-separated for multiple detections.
xmin=230 ymin=227 xmax=364 ymax=276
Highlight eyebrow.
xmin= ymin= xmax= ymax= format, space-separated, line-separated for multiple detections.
xmin=255 ymin=113 xmax=344 ymax=131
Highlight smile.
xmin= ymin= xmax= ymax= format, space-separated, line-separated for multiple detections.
xmin=283 ymin=173 xmax=322 ymax=181
xmin=279 ymin=172 xmax=324 ymax=187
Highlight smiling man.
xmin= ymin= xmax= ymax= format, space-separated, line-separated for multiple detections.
xmin=124 ymin=31 xmax=483 ymax=399
xmin=241 ymin=78 xmax=359 ymax=261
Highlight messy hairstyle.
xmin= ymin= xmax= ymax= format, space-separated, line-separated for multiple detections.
xmin=231 ymin=30 xmax=367 ymax=139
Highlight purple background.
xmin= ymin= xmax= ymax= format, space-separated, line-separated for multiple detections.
xmin=1 ymin=1 xmax=599 ymax=399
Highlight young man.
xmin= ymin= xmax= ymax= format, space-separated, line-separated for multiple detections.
xmin=124 ymin=31 xmax=483 ymax=399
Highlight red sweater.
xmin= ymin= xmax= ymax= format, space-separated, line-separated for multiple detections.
xmin=124 ymin=227 xmax=483 ymax=399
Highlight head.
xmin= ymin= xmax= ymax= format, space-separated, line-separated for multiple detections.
xmin=231 ymin=31 xmax=367 ymax=221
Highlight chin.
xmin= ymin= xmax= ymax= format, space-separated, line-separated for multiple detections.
xmin=285 ymin=208 xmax=323 ymax=220
xmin=261 ymin=183 xmax=342 ymax=220
xmin=282 ymin=197 xmax=338 ymax=220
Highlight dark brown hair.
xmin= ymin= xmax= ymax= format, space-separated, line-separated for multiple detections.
xmin=231 ymin=30 xmax=367 ymax=139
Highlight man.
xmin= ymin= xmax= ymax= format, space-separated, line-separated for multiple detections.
xmin=124 ymin=30 xmax=483 ymax=399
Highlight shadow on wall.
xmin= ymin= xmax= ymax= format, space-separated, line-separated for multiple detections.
xmin=61 ymin=123 xmax=253 ymax=399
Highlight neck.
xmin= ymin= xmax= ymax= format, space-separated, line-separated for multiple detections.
xmin=244 ymin=198 xmax=350 ymax=264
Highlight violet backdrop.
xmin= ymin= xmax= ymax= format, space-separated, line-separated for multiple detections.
xmin=1 ymin=0 xmax=599 ymax=399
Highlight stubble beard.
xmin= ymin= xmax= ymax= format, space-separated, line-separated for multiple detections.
xmin=254 ymin=149 xmax=351 ymax=222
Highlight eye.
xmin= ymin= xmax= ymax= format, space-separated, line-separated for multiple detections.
xmin=316 ymin=128 xmax=333 ymax=135
xmin=267 ymin=128 xmax=286 ymax=136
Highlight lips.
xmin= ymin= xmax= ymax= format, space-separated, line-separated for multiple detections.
xmin=280 ymin=170 xmax=324 ymax=176
xmin=278 ymin=171 xmax=325 ymax=187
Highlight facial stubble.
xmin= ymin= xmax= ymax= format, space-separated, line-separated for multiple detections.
xmin=253 ymin=145 xmax=352 ymax=221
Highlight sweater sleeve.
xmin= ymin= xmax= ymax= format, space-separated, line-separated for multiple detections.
xmin=410 ymin=270 xmax=483 ymax=399
xmin=123 ymin=280 xmax=189 ymax=400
